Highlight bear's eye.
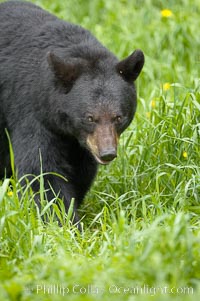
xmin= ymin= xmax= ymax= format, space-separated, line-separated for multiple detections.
xmin=115 ymin=116 xmax=122 ymax=123
xmin=87 ymin=115 xmax=94 ymax=123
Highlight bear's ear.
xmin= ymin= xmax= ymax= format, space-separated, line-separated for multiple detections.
xmin=116 ymin=49 xmax=145 ymax=82
xmin=47 ymin=52 xmax=80 ymax=83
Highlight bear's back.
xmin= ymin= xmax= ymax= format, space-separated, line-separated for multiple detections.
xmin=0 ymin=1 xmax=97 ymax=53
xmin=0 ymin=1 xmax=56 ymax=26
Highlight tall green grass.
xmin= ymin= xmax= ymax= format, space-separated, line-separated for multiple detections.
xmin=0 ymin=0 xmax=200 ymax=300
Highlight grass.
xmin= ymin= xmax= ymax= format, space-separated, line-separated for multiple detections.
xmin=0 ymin=0 xmax=200 ymax=300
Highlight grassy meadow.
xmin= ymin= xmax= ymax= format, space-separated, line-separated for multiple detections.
xmin=0 ymin=0 xmax=200 ymax=300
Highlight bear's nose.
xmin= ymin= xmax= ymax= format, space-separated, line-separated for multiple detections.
xmin=99 ymin=149 xmax=117 ymax=162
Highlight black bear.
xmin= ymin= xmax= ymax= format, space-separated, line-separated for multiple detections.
xmin=0 ymin=1 xmax=144 ymax=228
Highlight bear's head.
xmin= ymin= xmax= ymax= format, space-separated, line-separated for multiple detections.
xmin=47 ymin=49 xmax=144 ymax=164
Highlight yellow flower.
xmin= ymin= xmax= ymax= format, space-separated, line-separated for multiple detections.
xmin=183 ymin=151 xmax=188 ymax=159
xmin=7 ymin=191 xmax=13 ymax=197
xmin=146 ymin=112 xmax=151 ymax=118
xmin=163 ymin=82 xmax=171 ymax=91
xmin=150 ymin=99 xmax=156 ymax=109
xmin=161 ymin=9 xmax=173 ymax=18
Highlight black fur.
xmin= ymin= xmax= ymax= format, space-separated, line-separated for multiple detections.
xmin=0 ymin=1 xmax=144 ymax=227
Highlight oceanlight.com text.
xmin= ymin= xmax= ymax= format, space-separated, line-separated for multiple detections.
xmin=108 ymin=284 xmax=193 ymax=296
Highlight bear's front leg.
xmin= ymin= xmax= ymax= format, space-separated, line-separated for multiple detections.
xmin=41 ymin=174 xmax=82 ymax=230
xmin=12 ymin=134 xmax=82 ymax=230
